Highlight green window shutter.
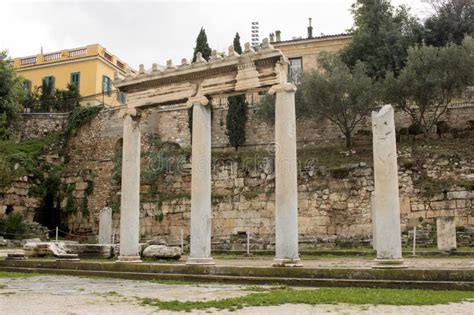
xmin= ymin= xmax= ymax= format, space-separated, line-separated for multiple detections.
xmin=23 ymin=80 xmax=31 ymax=96
xmin=50 ymin=76 xmax=55 ymax=93
xmin=102 ymin=75 xmax=107 ymax=94
xmin=107 ymin=77 xmax=112 ymax=96
xmin=70 ymin=72 xmax=80 ymax=90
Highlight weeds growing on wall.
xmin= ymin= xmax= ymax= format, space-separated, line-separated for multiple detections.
xmin=0 ymin=133 xmax=59 ymax=189
xmin=142 ymin=135 xmax=189 ymax=196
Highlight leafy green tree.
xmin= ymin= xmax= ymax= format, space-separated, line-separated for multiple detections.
xmin=233 ymin=32 xmax=243 ymax=54
xmin=39 ymin=77 xmax=55 ymax=112
xmin=55 ymin=84 xmax=81 ymax=112
xmin=226 ymin=94 xmax=248 ymax=150
xmin=192 ymin=27 xmax=212 ymax=62
xmin=299 ymin=53 xmax=380 ymax=148
xmin=340 ymin=0 xmax=423 ymax=80
xmin=256 ymin=93 xmax=276 ymax=125
xmin=0 ymin=51 xmax=24 ymax=139
xmin=24 ymin=86 xmax=41 ymax=112
xmin=424 ymin=0 xmax=474 ymax=47
xmin=383 ymin=37 xmax=474 ymax=136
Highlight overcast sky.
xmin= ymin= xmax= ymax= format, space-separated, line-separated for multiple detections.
xmin=2 ymin=0 xmax=431 ymax=69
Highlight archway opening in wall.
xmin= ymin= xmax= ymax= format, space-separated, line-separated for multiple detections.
xmin=33 ymin=175 xmax=62 ymax=232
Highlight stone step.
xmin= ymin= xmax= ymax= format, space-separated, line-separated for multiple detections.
xmin=0 ymin=259 xmax=473 ymax=291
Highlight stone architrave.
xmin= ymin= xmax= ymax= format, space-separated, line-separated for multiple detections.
xmin=99 ymin=207 xmax=112 ymax=244
xmin=372 ymin=105 xmax=403 ymax=266
xmin=269 ymin=83 xmax=301 ymax=267
xmin=186 ymin=95 xmax=214 ymax=265
xmin=117 ymin=110 xmax=142 ymax=263
xmin=436 ymin=217 xmax=457 ymax=251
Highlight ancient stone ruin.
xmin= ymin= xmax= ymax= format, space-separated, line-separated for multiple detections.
xmin=113 ymin=39 xmax=301 ymax=266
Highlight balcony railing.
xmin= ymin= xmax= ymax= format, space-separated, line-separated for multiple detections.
xmin=69 ymin=48 xmax=87 ymax=58
xmin=44 ymin=52 xmax=61 ymax=62
xmin=104 ymin=51 xmax=113 ymax=62
xmin=21 ymin=56 xmax=37 ymax=65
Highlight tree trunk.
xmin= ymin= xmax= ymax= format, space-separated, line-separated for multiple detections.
xmin=345 ymin=132 xmax=352 ymax=149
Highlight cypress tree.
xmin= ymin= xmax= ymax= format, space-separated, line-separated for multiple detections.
xmin=226 ymin=94 xmax=248 ymax=150
xmin=189 ymin=27 xmax=212 ymax=141
xmin=192 ymin=27 xmax=212 ymax=62
xmin=233 ymin=32 xmax=242 ymax=54
xmin=226 ymin=33 xmax=247 ymax=150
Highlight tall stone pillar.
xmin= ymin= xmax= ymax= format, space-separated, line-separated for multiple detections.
xmin=117 ymin=110 xmax=142 ymax=263
xmin=372 ymin=105 xmax=403 ymax=266
xmin=269 ymin=83 xmax=301 ymax=267
xmin=186 ymin=96 xmax=214 ymax=265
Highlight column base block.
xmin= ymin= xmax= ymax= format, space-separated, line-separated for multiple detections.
xmin=272 ymin=258 xmax=303 ymax=267
xmin=186 ymin=257 xmax=215 ymax=265
xmin=372 ymin=258 xmax=406 ymax=269
xmin=116 ymin=256 xmax=142 ymax=263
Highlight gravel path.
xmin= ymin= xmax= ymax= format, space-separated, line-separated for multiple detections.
xmin=1 ymin=275 xmax=474 ymax=314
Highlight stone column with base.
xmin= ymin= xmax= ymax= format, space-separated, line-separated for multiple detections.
xmin=99 ymin=207 xmax=112 ymax=244
xmin=117 ymin=109 xmax=142 ymax=263
xmin=371 ymin=105 xmax=404 ymax=267
xmin=269 ymin=83 xmax=301 ymax=267
xmin=186 ymin=95 xmax=214 ymax=265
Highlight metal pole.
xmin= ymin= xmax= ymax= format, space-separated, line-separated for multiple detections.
xmin=55 ymin=227 xmax=58 ymax=243
xmin=181 ymin=228 xmax=184 ymax=253
xmin=412 ymin=226 xmax=417 ymax=257
xmin=247 ymin=231 xmax=250 ymax=256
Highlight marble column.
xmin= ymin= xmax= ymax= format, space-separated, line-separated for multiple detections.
xmin=372 ymin=105 xmax=403 ymax=266
xmin=270 ymin=83 xmax=301 ymax=267
xmin=117 ymin=111 xmax=142 ymax=263
xmin=186 ymin=96 xmax=214 ymax=265
xmin=371 ymin=192 xmax=377 ymax=251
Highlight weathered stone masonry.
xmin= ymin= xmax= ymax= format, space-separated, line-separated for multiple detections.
xmin=1 ymin=104 xmax=474 ymax=248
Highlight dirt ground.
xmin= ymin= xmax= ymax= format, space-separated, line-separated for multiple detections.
xmin=1 ymin=275 xmax=473 ymax=315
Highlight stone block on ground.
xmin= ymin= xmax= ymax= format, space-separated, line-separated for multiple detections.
xmin=64 ymin=244 xmax=114 ymax=259
xmin=436 ymin=217 xmax=457 ymax=251
xmin=142 ymin=245 xmax=181 ymax=260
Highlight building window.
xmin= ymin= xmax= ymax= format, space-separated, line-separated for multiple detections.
xmin=70 ymin=72 xmax=80 ymax=90
xmin=117 ymin=90 xmax=126 ymax=104
xmin=288 ymin=57 xmax=303 ymax=84
xmin=23 ymin=80 xmax=32 ymax=96
xmin=102 ymin=75 xmax=112 ymax=96
xmin=42 ymin=76 xmax=55 ymax=95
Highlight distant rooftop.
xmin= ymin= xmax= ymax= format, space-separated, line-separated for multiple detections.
xmin=269 ymin=17 xmax=351 ymax=45
xmin=11 ymin=43 xmax=134 ymax=74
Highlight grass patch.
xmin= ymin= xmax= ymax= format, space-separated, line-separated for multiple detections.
xmin=0 ymin=271 xmax=41 ymax=278
xmin=140 ymin=287 xmax=474 ymax=312
xmin=0 ymin=284 xmax=6 ymax=289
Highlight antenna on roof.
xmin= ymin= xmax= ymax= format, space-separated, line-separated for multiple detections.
xmin=40 ymin=44 xmax=43 ymax=54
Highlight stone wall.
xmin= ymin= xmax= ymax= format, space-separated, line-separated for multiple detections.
xmin=15 ymin=113 xmax=68 ymax=140
xmin=1 ymin=103 xmax=473 ymax=249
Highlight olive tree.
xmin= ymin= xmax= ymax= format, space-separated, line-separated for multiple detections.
xmin=384 ymin=37 xmax=474 ymax=136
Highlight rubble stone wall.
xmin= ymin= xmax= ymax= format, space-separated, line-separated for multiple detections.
xmin=1 ymin=104 xmax=473 ymax=249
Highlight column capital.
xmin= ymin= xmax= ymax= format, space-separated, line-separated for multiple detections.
xmin=119 ymin=107 xmax=140 ymax=119
xmin=269 ymin=83 xmax=297 ymax=95
xmin=186 ymin=95 xmax=209 ymax=108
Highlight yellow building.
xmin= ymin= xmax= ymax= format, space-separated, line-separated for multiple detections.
xmin=270 ymin=20 xmax=352 ymax=83
xmin=12 ymin=44 xmax=134 ymax=108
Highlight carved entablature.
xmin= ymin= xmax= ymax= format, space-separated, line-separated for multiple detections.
xmin=113 ymin=39 xmax=288 ymax=109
